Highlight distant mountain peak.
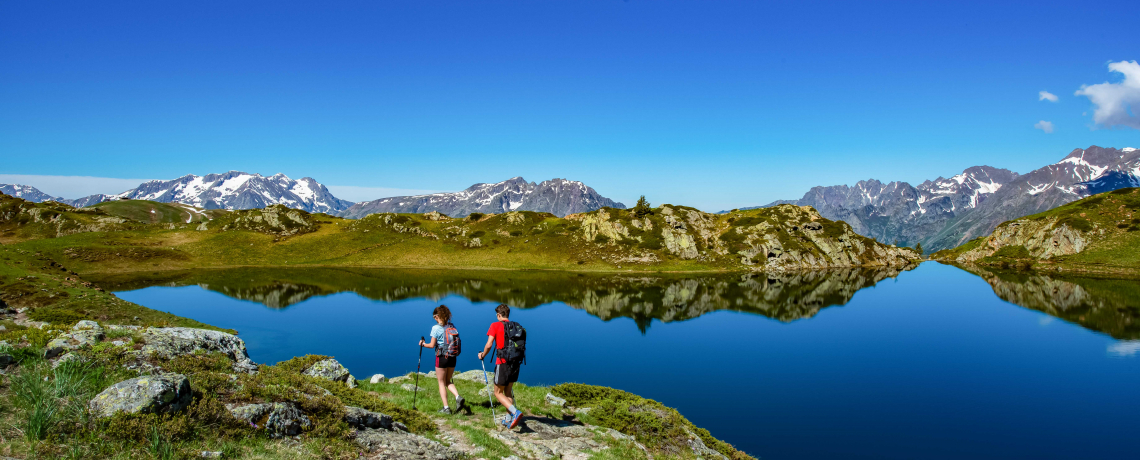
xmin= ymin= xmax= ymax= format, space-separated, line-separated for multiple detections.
xmin=340 ymin=176 xmax=623 ymax=219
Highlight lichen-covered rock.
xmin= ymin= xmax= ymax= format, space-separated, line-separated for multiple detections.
xmin=229 ymin=402 xmax=312 ymax=437
xmin=454 ymin=369 xmax=492 ymax=383
xmin=346 ymin=375 xmax=358 ymax=388
xmin=545 ymin=393 xmax=567 ymax=407
xmin=301 ymin=358 xmax=350 ymax=383
xmin=89 ymin=374 xmax=192 ymax=418
xmin=344 ymin=406 xmax=393 ymax=430
xmin=401 ymin=383 xmax=422 ymax=392
xmin=389 ymin=375 xmax=413 ymax=384
xmin=142 ymin=327 xmax=257 ymax=373
xmin=369 ymin=373 xmax=386 ymax=384
xmin=44 ymin=321 xmax=105 ymax=359
xmin=354 ymin=428 xmax=462 ymax=459
xmin=956 ymin=217 xmax=1091 ymax=263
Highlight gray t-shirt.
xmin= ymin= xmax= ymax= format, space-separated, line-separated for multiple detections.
xmin=430 ymin=324 xmax=446 ymax=355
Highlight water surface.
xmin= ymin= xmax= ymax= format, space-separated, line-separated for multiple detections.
xmin=101 ymin=263 xmax=1140 ymax=460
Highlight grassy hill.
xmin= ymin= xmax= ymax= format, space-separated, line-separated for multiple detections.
xmin=0 ymin=194 xmax=921 ymax=274
xmin=933 ymin=187 xmax=1140 ymax=273
xmin=91 ymin=200 xmax=223 ymax=224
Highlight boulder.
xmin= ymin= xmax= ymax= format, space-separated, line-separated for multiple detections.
xmin=389 ymin=375 xmax=413 ymax=384
xmin=142 ymin=327 xmax=257 ymax=373
xmin=51 ymin=352 xmax=84 ymax=369
xmin=0 ymin=353 xmax=13 ymax=366
xmin=454 ymin=369 xmax=491 ymax=383
xmin=354 ymin=428 xmax=462 ymax=459
xmin=44 ymin=321 xmax=105 ymax=359
xmin=400 ymin=383 xmax=422 ymax=392
xmin=301 ymin=358 xmax=351 ymax=383
xmin=344 ymin=406 xmax=393 ymax=430
xmin=89 ymin=374 xmax=192 ymax=418
xmin=346 ymin=375 xmax=358 ymax=389
xmin=425 ymin=370 xmax=436 ymax=378
xmin=545 ymin=393 xmax=567 ymax=408
xmin=229 ymin=402 xmax=312 ymax=437
xmin=369 ymin=374 xmax=386 ymax=384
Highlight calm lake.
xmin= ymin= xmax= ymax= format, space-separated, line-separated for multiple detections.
xmin=95 ymin=262 xmax=1140 ymax=460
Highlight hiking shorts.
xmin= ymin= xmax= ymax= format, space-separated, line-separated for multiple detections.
xmin=494 ymin=361 xmax=520 ymax=386
xmin=435 ymin=355 xmax=456 ymax=369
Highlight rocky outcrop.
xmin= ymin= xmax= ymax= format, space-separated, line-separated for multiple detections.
xmin=45 ymin=320 xmax=105 ymax=359
xmin=229 ymin=402 xmax=312 ymax=437
xmin=302 ymin=358 xmax=356 ymax=387
xmin=89 ymin=374 xmax=192 ymax=418
xmin=354 ymin=428 xmax=463 ymax=460
xmin=344 ymin=406 xmax=394 ymax=430
xmin=954 ymin=217 xmax=1090 ymax=262
xmin=141 ymin=327 xmax=257 ymax=373
xmin=219 ymin=204 xmax=318 ymax=237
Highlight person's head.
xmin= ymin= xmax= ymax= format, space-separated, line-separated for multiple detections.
xmin=495 ymin=304 xmax=510 ymax=321
xmin=433 ymin=305 xmax=451 ymax=325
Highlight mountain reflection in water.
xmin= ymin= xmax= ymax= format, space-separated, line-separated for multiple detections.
xmin=957 ymin=264 xmax=1140 ymax=340
xmin=91 ymin=266 xmax=914 ymax=331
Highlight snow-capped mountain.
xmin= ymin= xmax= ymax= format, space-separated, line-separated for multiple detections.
xmin=340 ymin=177 xmax=625 ymax=219
xmin=0 ymin=184 xmax=66 ymax=203
xmin=756 ymin=166 xmax=1018 ymax=249
xmin=762 ymin=145 xmax=1138 ymax=251
xmin=926 ymin=145 xmax=1140 ymax=250
xmin=102 ymin=171 xmax=354 ymax=213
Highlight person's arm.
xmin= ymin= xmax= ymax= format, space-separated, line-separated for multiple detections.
xmin=478 ymin=335 xmax=495 ymax=360
xmin=421 ymin=337 xmax=438 ymax=348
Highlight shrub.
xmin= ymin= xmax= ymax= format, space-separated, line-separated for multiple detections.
xmin=467 ymin=213 xmax=484 ymax=221
xmin=638 ymin=234 xmax=663 ymax=250
xmin=509 ymin=230 xmax=523 ymax=237
xmin=1057 ymin=216 xmax=1093 ymax=232
xmin=470 ymin=230 xmax=486 ymax=238
xmin=594 ymin=235 xmax=610 ymax=244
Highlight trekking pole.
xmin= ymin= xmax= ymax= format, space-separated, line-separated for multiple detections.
xmin=480 ymin=349 xmax=497 ymax=426
xmin=413 ymin=336 xmax=424 ymax=410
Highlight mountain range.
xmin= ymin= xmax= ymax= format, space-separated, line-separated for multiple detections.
xmin=758 ymin=145 xmax=1139 ymax=251
xmin=0 ymin=173 xmax=622 ymax=218
xmin=339 ymin=177 xmax=624 ymax=218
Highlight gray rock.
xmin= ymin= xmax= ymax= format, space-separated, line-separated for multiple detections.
xmin=389 ymin=375 xmax=412 ymax=384
xmin=453 ymin=369 xmax=492 ymax=383
xmin=302 ymin=358 xmax=350 ymax=383
xmin=478 ymin=384 xmax=494 ymax=398
xmin=229 ymin=402 xmax=312 ymax=437
xmin=401 ymin=383 xmax=422 ymax=392
xmin=354 ymin=428 xmax=462 ymax=459
xmin=344 ymin=406 xmax=393 ymax=430
xmin=44 ymin=326 xmax=105 ymax=359
xmin=346 ymin=374 xmax=358 ymax=389
xmin=89 ymin=374 xmax=192 ymax=418
xmin=0 ymin=353 xmax=12 ymax=366
xmin=425 ymin=370 xmax=436 ymax=379
xmin=51 ymin=352 xmax=84 ymax=369
xmin=369 ymin=374 xmax=386 ymax=384
xmin=142 ymin=327 xmax=257 ymax=373
xmin=545 ymin=393 xmax=567 ymax=408
xmin=199 ymin=452 xmax=223 ymax=458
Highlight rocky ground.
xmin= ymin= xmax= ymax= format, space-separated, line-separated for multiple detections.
xmin=0 ymin=310 xmax=750 ymax=459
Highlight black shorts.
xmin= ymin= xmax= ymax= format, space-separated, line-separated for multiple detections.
xmin=435 ymin=355 xmax=456 ymax=369
xmin=494 ymin=361 xmax=520 ymax=386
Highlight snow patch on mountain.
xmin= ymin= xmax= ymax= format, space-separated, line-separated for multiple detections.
xmin=339 ymin=177 xmax=624 ymax=219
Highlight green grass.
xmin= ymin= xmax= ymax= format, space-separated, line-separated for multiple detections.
xmin=91 ymin=200 xmax=207 ymax=224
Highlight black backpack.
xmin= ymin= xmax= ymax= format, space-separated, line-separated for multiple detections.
xmin=497 ymin=320 xmax=527 ymax=364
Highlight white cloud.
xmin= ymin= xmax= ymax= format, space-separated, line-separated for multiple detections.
xmin=1039 ymin=90 xmax=1058 ymax=102
xmin=1108 ymin=341 xmax=1140 ymax=357
xmin=0 ymin=174 xmax=153 ymax=199
xmin=1034 ymin=120 xmax=1055 ymax=133
xmin=1075 ymin=60 xmax=1140 ymax=130
xmin=325 ymin=185 xmax=445 ymax=202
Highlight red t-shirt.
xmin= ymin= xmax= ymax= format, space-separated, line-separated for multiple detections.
xmin=487 ymin=321 xmax=507 ymax=365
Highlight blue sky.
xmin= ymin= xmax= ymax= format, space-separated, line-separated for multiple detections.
xmin=2 ymin=0 xmax=1138 ymax=210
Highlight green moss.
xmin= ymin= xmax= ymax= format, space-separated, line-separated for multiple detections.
xmin=1056 ymin=216 xmax=1093 ymax=232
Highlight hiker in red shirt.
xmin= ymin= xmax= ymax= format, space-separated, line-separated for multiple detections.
xmin=478 ymin=304 xmax=524 ymax=428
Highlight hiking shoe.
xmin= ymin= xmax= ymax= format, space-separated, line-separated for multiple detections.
xmin=437 ymin=407 xmax=452 ymax=415
xmin=455 ymin=396 xmax=466 ymax=411
xmin=509 ymin=410 xmax=523 ymax=428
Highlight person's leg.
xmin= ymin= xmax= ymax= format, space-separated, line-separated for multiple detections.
xmin=436 ymin=366 xmax=450 ymax=409
xmin=444 ymin=367 xmax=459 ymax=398
xmin=505 ymin=382 xmax=515 ymax=408
xmin=493 ymin=384 xmax=513 ymax=408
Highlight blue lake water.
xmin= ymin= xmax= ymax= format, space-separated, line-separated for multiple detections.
xmin=106 ymin=262 xmax=1140 ymax=460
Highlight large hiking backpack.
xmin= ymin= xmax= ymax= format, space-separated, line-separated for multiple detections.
xmin=441 ymin=323 xmax=461 ymax=358
xmin=497 ymin=320 xmax=526 ymax=364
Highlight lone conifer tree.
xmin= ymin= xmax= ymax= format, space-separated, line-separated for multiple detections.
xmin=915 ymin=242 xmax=924 ymax=254
xmin=633 ymin=196 xmax=652 ymax=217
